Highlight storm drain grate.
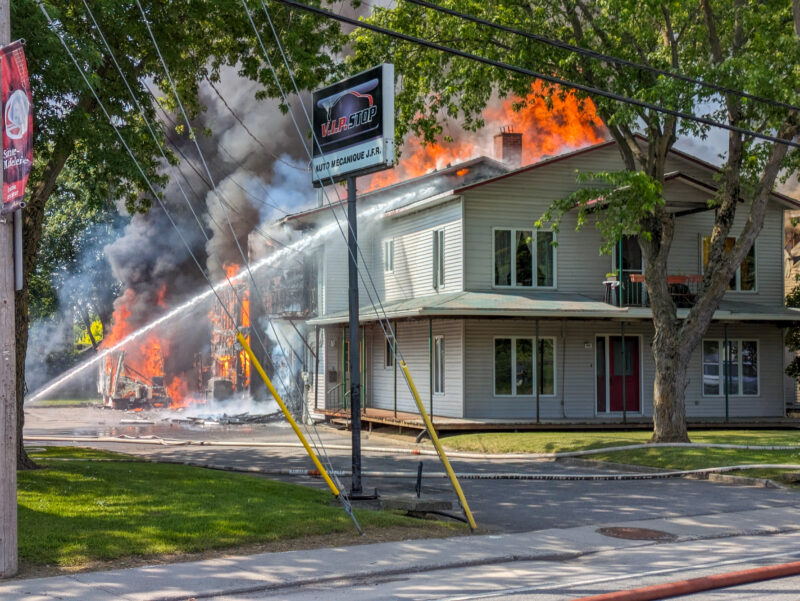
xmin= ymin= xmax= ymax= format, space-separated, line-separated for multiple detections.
xmin=596 ymin=527 xmax=677 ymax=541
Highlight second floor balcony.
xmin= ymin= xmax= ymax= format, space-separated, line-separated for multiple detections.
xmin=604 ymin=273 xmax=703 ymax=309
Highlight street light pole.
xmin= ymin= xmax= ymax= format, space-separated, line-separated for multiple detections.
xmin=0 ymin=0 xmax=19 ymax=578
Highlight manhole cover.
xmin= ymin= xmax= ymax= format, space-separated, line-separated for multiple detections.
xmin=596 ymin=527 xmax=677 ymax=541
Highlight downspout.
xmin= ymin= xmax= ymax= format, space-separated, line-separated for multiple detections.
xmin=429 ymin=318 xmax=434 ymax=421
xmin=342 ymin=326 xmax=347 ymax=411
xmin=393 ymin=321 xmax=398 ymax=419
xmin=724 ymin=322 xmax=729 ymax=423
xmin=618 ymin=238 xmax=624 ymax=306
xmin=535 ymin=319 xmax=540 ymax=424
xmin=362 ymin=325 xmax=366 ymax=414
xmin=561 ymin=319 xmax=567 ymax=418
xmin=314 ymin=325 xmax=320 ymax=412
xmin=622 ymin=320 xmax=627 ymax=425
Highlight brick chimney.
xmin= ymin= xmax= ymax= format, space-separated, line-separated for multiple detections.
xmin=494 ymin=127 xmax=523 ymax=168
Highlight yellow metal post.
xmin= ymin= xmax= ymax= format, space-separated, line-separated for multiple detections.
xmin=236 ymin=332 xmax=340 ymax=497
xmin=399 ymin=360 xmax=477 ymax=530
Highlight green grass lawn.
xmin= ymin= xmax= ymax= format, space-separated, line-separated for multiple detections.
xmin=26 ymin=398 xmax=99 ymax=407
xmin=441 ymin=429 xmax=800 ymax=454
xmin=18 ymin=447 xmax=463 ymax=569
xmin=441 ymin=430 xmax=800 ymax=481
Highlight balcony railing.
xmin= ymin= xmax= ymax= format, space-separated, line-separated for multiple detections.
xmin=605 ymin=273 xmax=702 ymax=308
xmin=264 ymin=286 xmax=318 ymax=317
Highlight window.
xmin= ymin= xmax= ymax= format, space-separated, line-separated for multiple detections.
xmin=494 ymin=337 xmax=555 ymax=395
xmin=494 ymin=229 xmax=555 ymax=288
xmin=701 ymin=237 xmax=756 ymax=291
xmin=432 ymin=229 xmax=444 ymax=290
xmin=702 ymin=339 xmax=758 ymax=396
xmin=433 ymin=336 xmax=445 ymax=394
xmin=383 ymin=239 xmax=394 ymax=273
xmin=385 ymin=337 xmax=394 ymax=368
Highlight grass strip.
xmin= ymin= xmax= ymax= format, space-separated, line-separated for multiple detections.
xmin=18 ymin=447 xmax=462 ymax=568
xmin=442 ymin=430 xmax=800 ymax=454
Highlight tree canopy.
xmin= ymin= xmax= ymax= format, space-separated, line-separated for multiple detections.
xmin=14 ymin=0 xmax=346 ymax=468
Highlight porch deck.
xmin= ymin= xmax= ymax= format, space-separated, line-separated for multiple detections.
xmin=319 ymin=407 xmax=800 ymax=433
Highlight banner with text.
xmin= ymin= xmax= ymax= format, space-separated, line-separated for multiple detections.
xmin=311 ymin=64 xmax=394 ymax=186
xmin=2 ymin=40 xmax=33 ymax=213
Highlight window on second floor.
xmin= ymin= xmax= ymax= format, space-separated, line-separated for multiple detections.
xmin=383 ymin=239 xmax=394 ymax=273
xmin=494 ymin=229 xmax=555 ymax=288
xmin=701 ymin=236 xmax=756 ymax=292
xmin=432 ymin=229 xmax=445 ymax=290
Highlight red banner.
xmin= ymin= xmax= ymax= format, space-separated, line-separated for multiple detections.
xmin=1 ymin=40 xmax=33 ymax=214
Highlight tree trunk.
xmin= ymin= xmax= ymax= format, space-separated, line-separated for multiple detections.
xmin=15 ymin=128 xmax=77 ymax=470
xmin=651 ymin=332 xmax=690 ymax=442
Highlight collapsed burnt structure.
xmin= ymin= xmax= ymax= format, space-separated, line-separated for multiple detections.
xmin=197 ymin=278 xmax=252 ymax=401
xmin=98 ymin=350 xmax=171 ymax=410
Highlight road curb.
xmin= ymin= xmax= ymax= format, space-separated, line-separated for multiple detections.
xmin=572 ymin=559 xmax=800 ymax=601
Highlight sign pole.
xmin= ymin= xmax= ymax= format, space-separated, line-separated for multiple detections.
xmin=0 ymin=0 xmax=18 ymax=578
xmin=347 ymin=175 xmax=363 ymax=495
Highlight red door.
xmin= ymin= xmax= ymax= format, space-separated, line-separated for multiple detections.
xmin=609 ymin=336 xmax=640 ymax=412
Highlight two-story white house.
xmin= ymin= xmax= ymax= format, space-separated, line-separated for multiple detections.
xmin=270 ymin=135 xmax=800 ymax=424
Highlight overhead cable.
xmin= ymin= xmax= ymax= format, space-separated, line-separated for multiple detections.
xmin=270 ymin=0 xmax=800 ymax=150
xmin=405 ymin=0 xmax=800 ymax=114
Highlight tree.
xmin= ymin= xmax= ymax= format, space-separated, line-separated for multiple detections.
xmin=13 ymin=0 xmax=345 ymax=468
xmin=350 ymin=0 xmax=800 ymax=441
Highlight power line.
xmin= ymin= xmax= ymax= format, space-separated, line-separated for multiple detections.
xmin=405 ymin=0 xmax=800 ymax=115
xmin=45 ymin=1 xmax=333 ymax=488
xmin=134 ymin=0 xmax=311 ymax=397
xmin=271 ymin=0 xmax=800 ymax=150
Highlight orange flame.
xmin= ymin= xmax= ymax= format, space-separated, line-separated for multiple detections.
xmin=363 ymin=81 xmax=605 ymax=190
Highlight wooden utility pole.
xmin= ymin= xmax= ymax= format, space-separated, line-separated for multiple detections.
xmin=0 ymin=0 xmax=18 ymax=579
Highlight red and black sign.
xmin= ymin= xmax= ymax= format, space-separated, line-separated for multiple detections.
xmin=2 ymin=40 xmax=33 ymax=213
xmin=311 ymin=64 xmax=394 ymax=186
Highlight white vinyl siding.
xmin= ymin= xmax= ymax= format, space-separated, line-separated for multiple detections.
xmin=462 ymin=319 xmax=783 ymax=420
xmin=462 ymin=145 xmax=785 ymax=305
xmin=366 ymin=320 xmax=463 ymax=417
xmin=378 ymin=199 xmax=462 ymax=303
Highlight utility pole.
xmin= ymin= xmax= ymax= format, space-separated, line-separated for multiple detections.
xmin=347 ymin=175 xmax=362 ymax=495
xmin=0 ymin=0 xmax=18 ymax=579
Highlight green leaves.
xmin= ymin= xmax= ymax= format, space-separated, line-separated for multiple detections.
xmin=537 ymin=170 xmax=664 ymax=254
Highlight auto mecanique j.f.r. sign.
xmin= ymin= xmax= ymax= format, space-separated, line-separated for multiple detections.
xmin=311 ymin=64 xmax=394 ymax=186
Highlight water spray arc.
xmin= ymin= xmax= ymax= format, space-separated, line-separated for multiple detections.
xmin=27 ymin=183 xmax=437 ymax=400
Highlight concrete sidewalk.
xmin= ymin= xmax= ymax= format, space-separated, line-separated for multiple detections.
xmin=3 ymin=505 xmax=800 ymax=601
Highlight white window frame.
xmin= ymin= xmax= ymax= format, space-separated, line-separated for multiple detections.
xmin=700 ymin=236 xmax=758 ymax=293
xmin=493 ymin=336 xmax=557 ymax=397
xmin=383 ymin=239 xmax=394 ymax=273
xmin=492 ymin=227 xmax=556 ymax=289
xmin=433 ymin=335 xmax=445 ymax=395
xmin=432 ymin=229 xmax=445 ymax=290
xmin=701 ymin=338 xmax=760 ymax=397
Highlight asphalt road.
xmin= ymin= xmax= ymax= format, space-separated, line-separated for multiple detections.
xmin=24 ymin=406 xmax=800 ymax=533
xmin=207 ymin=530 xmax=800 ymax=600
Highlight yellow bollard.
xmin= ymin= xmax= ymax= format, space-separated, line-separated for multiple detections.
xmin=236 ymin=332 xmax=340 ymax=497
xmin=399 ymin=361 xmax=477 ymax=530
